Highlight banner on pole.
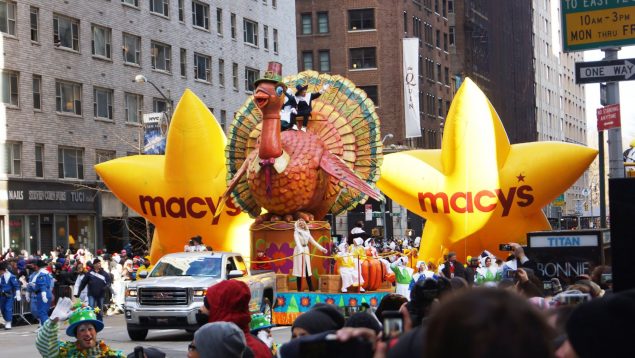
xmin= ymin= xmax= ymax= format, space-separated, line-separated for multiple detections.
xmin=403 ymin=38 xmax=421 ymax=138
xmin=143 ymin=112 xmax=168 ymax=154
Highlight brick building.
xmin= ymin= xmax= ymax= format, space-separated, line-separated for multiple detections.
xmin=295 ymin=0 xmax=452 ymax=239
xmin=0 ymin=0 xmax=297 ymax=254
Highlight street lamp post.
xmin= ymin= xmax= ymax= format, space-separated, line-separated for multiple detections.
xmin=380 ymin=133 xmax=393 ymax=239
xmin=134 ymin=74 xmax=173 ymax=125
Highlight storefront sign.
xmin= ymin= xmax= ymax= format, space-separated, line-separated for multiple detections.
xmin=7 ymin=180 xmax=97 ymax=212
xmin=526 ymin=230 xmax=607 ymax=282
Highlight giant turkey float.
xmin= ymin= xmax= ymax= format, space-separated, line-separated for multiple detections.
xmin=222 ymin=62 xmax=392 ymax=324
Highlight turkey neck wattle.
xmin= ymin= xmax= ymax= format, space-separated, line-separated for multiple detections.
xmin=259 ymin=111 xmax=283 ymax=160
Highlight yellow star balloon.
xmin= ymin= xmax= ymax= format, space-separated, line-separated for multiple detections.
xmin=95 ymin=90 xmax=252 ymax=263
xmin=378 ymin=79 xmax=597 ymax=263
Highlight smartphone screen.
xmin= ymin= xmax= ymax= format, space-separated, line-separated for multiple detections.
xmin=382 ymin=311 xmax=404 ymax=340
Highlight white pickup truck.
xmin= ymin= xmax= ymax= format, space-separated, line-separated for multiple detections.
xmin=124 ymin=251 xmax=276 ymax=341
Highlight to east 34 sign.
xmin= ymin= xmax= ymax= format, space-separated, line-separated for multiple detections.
xmin=561 ymin=0 xmax=635 ymax=52
xmin=575 ymin=59 xmax=635 ymax=84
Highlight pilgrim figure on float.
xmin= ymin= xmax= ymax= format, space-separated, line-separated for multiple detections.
xmin=391 ymin=256 xmax=414 ymax=299
xmin=335 ymin=242 xmax=365 ymax=293
xmin=292 ymin=219 xmax=327 ymax=292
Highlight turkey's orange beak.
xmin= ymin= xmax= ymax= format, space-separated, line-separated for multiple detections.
xmin=254 ymin=89 xmax=270 ymax=109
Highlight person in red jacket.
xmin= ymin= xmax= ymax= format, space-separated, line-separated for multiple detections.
xmin=204 ymin=280 xmax=272 ymax=358
xmin=251 ymin=250 xmax=274 ymax=271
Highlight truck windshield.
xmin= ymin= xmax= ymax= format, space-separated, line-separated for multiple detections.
xmin=150 ymin=257 xmax=222 ymax=277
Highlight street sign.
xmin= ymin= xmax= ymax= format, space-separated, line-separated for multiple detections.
xmin=561 ymin=1 xmax=635 ymax=52
xmin=596 ymin=104 xmax=621 ymax=131
xmin=365 ymin=204 xmax=372 ymax=221
xmin=575 ymin=59 xmax=635 ymax=84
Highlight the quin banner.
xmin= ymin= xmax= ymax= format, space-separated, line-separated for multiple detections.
xmin=143 ymin=112 xmax=168 ymax=154
xmin=403 ymin=38 xmax=421 ymax=138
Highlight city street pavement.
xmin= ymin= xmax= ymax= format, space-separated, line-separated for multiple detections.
xmin=0 ymin=314 xmax=291 ymax=357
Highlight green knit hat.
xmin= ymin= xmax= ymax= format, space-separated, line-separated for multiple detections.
xmin=66 ymin=306 xmax=104 ymax=337
xmin=249 ymin=313 xmax=274 ymax=333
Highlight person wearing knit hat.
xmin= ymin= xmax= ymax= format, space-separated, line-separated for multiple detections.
xmin=291 ymin=303 xmax=345 ymax=339
xmin=564 ymin=288 xmax=635 ymax=358
xmin=344 ymin=312 xmax=382 ymax=334
xmin=35 ymin=298 xmax=124 ymax=357
xmin=204 ymin=280 xmax=271 ymax=358
xmin=188 ymin=322 xmax=247 ymax=358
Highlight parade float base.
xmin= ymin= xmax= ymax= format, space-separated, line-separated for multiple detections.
xmin=272 ymin=289 xmax=392 ymax=325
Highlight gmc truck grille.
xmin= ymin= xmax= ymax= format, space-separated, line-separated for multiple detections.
xmin=138 ymin=288 xmax=189 ymax=306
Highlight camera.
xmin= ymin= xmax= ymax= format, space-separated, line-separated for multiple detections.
xmin=601 ymin=273 xmax=612 ymax=284
xmin=543 ymin=281 xmax=553 ymax=291
xmin=382 ymin=311 xmax=404 ymax=341
xmin=499 ymin=244 xmax=513 ymax=251
xmin=555 ymin=291 xmax=591 ymax=306
xmin=504 ymin=270 xmax=517 ymax=280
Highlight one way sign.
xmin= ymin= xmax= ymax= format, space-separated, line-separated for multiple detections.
xmin=575 ymin=59 xmax=635 ymax=84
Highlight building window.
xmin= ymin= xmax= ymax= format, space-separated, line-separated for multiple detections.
xmin=180 ymin=48 xmax=186 ymax=77
xmin=263 ymin=25 xmax=269 ymax=49
xmin=151 ymin=41 xmax=171 ymax=72
xmin=122 ymin=0 xmax=139 ymax=7
xmin=53 ymin=14 xmax=80 ymax=51
xmin=192 ymin=1 xmax=210 ymax=30
xmin=232 ymin=62 xmax=238 ymax=90
xmin=58 ymin=147 xmax=84 ymax=179
xmin=2 ymin=70 xmax=19 ymax=107
xmin=220 ymin=109 xmax=227 ymax=129
xmin=443 ymin=33 xmax=448 ymax=51
xmin=178 ymin=0 xmax=184 ymax=21
xmin=449 ymin=26 xmax=455 ymax=46
xmin=92 ymin=24 xmax=112 ymax=59
xmin=444 ymin=67 xmax=449 ymax=85
xmin=359 ymin=86 xmax=378 ymax=106
xmin=0 ymin=1 xmax=16 ymax=36
xmin=349 ymin=47 xmax=376 ymax=69
xmin=438 ymin=98 xmax=443 ymax=117
xmin=442 ymin=0 xmax=447 ymax=17
xmin=319 ymin=50 xmax=330 ymax=72
xmin=448 ymin=0 xmax=454 ymax=13
xmin=301 ymin=13 xmax=312 ymax=35
xmin=348 ymin=9 xmax=374 ymax=30
xmin=32 ymin=74 xmax=42 ymax=110
xmin=35 ymin=144 xmax=44 ymax=177
xmin=30 ymin=6 xmax=39 ymax=42
xmin=55 ymin=80 xmax=82 ymax=115
xmin=435 ymin=29 xmax=441 ymax=48
xmin=218 ymin=58 xmax=225 ymax=86
xmin=243 ymin=19 xmax=258 ymax=46
xmin=122 ymin=33 xmax=141 ymax=65
xmin=230 ymin=13 xmax=236 ymax=39
xmin=302 ymin=51 xmax=313 ymax=70
xmin=4 ymin=142 xmax=21 ymax=175
xmin=403 ymin=11 xmax=407 ymax=33
xmin=93 ymin=87 xmax=113 ymax=120
xmin=244 ymin=67 xmax=259 ymax=92
xmin=153 ymin=98 xmax=168 ymax=113
xmin=273 ymin=28 xmax=279 ymax=53
xmin=272 ymin=0 xmax=277 ymax=8
xmin=150 ymin=0 xmax=169 ymax=17
xmin=194 ymin=52 xmax=212 ymax=82
xmin=317 ymin=12 xmax=329 ymax=34
xmin=124 ymin=92 xmax=142 ymax=123
xmin=424 ymin=23 xmax=433 ymax=46
xmin=216 ymin=8 xmax=223 ymax=34
xmin=436 ymin=63 xmax=442 ymax=82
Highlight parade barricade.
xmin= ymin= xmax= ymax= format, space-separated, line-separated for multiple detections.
xmin=12 ymin=290 xmax=33 ymax=325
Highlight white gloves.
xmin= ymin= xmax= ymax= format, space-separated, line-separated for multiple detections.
xmin=286 ymin=88 xmax=294 ymax=96
xmin=50 ymin=297 xmax=73 ymax=322
xmin=15 ymin=292 xmax=21 ymax=302
xmin=41 ymin=291 xmax=48 ymax=303
xmin=320 ymin=84 xmax=330 ymax=93
xmin=25 ymin=294 xmax=30 ymax=303
xmin=291 ymin=108 xmax=297 ymax=115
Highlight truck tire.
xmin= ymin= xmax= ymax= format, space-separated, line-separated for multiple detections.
xmin=127 ymin=326 xmax=148 ymax=341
